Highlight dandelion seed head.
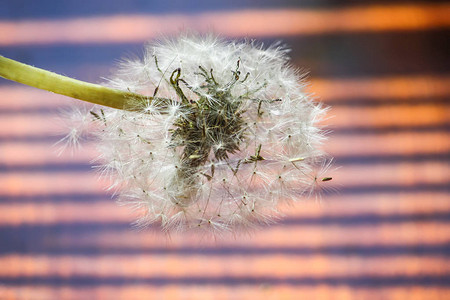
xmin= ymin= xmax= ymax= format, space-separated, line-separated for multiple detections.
xmin=71 ymin=33 xmax=333 ymax=234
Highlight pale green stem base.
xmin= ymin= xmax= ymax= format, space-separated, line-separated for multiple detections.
xmin=0 ymin=55 xmax=149 ymax=110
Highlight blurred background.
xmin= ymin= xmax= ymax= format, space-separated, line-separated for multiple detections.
xmin=0 ymin=0 xmax=449 ymax=299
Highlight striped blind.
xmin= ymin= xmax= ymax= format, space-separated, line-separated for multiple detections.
xmin=0 ymin=1 xmax=449 ymax=299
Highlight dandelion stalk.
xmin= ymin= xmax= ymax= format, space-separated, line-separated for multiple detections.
xmin=0 ymin=55 xmax=149 ymax=110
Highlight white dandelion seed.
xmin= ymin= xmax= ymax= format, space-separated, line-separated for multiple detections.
xmin=54 ymin=105 xmax=92 ymax=155
xmin=65 ymin=33 xmax=334 ymax=234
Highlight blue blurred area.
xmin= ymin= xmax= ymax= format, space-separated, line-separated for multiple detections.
xmin=2 ymin=0 xmax=446 ymax=19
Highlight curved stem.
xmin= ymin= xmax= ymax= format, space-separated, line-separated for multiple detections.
xmin=0 ymin=55 xmax=150 ymax=110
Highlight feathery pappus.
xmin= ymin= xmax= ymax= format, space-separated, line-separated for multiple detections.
xmin=65 ymin=33 xmax=334 ymax=234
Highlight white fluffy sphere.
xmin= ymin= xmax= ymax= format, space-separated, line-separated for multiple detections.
xmin=80 ymin=33 xmax=332 ymax=234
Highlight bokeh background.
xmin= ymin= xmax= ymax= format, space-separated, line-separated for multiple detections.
xmin=0 ymin=0 xmax=449 ymax=299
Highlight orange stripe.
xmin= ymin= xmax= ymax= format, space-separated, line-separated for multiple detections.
xmin=0 ymin=142 xmax=98 ymax=166
xmin=329 ymin=103 xmax=449 ymax=128
xmin=1 ymin=131 xmax=447 ymax=166
xmin=0 ymin=86 xmax=65 ymax=109
xmin=0 ymin=193 xmax=448 ymax=225
xmin=333 ymin=161 xmax=447 ymax=187
xmin=0 ymin=4 xmax=449 ymax=45
xmin=0 ymin=202 xmax=133 ymax=225
xmin=1 ymin=76 xmax=448 ymax=110
xmin=0 ymin=114 xmax=67 ymax=137
xmin=0 ymin=286 xmax=448 ymax=300
xmin=0 ymin=173 xmax=110 ymax=196
xmin=0 ymin=161 xmax=446 ymax=195
xmin=310 ymin=76 xmax=450 ymax=102
xmin=0 ymin=254 xmax=447 ymax=278
xmin=0 ymin=103 xmax=447 ymax=138
xmin=326 ymin=131 xmax=450 ymax=156
xmin=31 ymin=74 xmax=450 ymax=102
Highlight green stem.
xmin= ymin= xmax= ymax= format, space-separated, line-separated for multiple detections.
xmin=0 ymin=55 xmax=150 ymax=110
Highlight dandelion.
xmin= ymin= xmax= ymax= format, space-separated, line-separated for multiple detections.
xmin=0 ymin=33 xmax=333 ymax=234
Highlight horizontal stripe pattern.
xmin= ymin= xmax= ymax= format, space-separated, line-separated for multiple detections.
xmin=0 ymin=103 xmax=447 ymax=137
xmin=0 ymin=193 xmax=449 ymax=224
xmin=1 ymin=255 xmax=448 ymax=277
xmin=0 ymin=162 xmax=447 ymax=195
xmin=0 ymin=286 xmax=448 ymax=300
xmin=0 ymin=1 xmax=449 ymax=299
xmin=0 ymin=4 xmax=449 ymax=46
